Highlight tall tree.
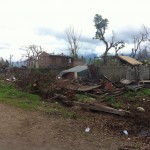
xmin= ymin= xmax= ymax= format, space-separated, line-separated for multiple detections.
xmin=65 ymin=26 xmax=80 ymax=58
xmin=93 ymin=14 xmax=124 ymax=64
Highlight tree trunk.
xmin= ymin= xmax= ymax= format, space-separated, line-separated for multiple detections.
xmin=103 ymin=51 xmax=108 ymax=65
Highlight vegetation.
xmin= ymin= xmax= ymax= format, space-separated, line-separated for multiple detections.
xmin=0 ymin=80 xmax=77 ymax=119
xmin=124 ymin=88 xmax=150 ymax=99
xmin=93 ymin=14 xmax=125 ymax=64
xmin=0 ymin=57 xmax=9 ymax=70
xmin=75 ymin=94 xmax=96 ymax=103
xmin=0 ymin=80 xmax=41 ymax=110
xmin=105 ymin=88 xmax=150 ymax=109
xmin=21 ymin=45 xmax=44 ymax=68
xmin=105 ymin=95 xmax=124 ymax=109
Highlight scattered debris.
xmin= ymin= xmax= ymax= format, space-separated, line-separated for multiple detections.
xmin=123 ymin=130 xmax=128 ymax=136
xmin=12 ymin=67 xmax=150 ymax=118
xmin=137 ymin=107 xmax=145 ymax=112
xmin=51 ymin=94 xmax=130 ymax=116
xmin=5 ymin=75 xmax=17 ymax=82
xmin=85 ymin=127 xmax=90 ymax=133
xmin=120 ymin=79 xmax=133 ymax=85
xmin=125 ymin=84 xmax=143 ymax=92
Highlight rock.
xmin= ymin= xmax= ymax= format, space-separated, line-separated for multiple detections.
xmin=137 ymin=107 xmax=145 ymax=112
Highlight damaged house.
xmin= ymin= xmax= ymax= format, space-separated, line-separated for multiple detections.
xmin=26 ymin=52 xmax=85 ymax=69
xmin=117 ymin=55 xmax=150 ymax=81
xmin=95 ymin=55 xmax=150 ymax=82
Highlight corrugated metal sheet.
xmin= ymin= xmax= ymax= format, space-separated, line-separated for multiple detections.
xmin=117 ymin=55 xmax=142 ymax=66
xmin=58 ymin=65 xmax=88 ymax=77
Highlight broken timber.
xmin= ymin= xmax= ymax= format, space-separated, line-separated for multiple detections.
xmin=53 ymin=94 xmax=130 ymax=116
xmin=72 ymin=101 xmax=130 ymax=116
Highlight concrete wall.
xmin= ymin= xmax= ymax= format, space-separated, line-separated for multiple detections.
xmin=139 ymin=65 xmax=150 ymax=80
xmin=97 ymin=65 xmax=150 ymax=82
xmin=126 ymin=66 xmax=138 ymax=81
xmin=97 ymin=66 xmax=128 ymax=82
xmin=126 ymin=65 xmax=150 ymax=81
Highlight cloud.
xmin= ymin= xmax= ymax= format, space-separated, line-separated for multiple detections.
xmin=35 ymin=27 xmax=66 ymax=40
xmin=114 ymin=26 xmax=141 ymax=43
xmin=35 ymin=25 xmax=148 ymax=57
xmin=35 ymin=27 xmax=100 ymax=55
xmin=0 ymin=43 xmax=11 ymax=50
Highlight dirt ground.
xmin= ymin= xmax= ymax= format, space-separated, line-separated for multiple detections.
xmin=0 ymin=103 xmax=149 ymax=150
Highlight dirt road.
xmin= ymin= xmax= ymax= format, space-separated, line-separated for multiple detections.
xmin=0 ymin=103 xmax=148 ymax=150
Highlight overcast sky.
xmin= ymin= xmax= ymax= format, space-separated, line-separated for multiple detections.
xmin=0 ymin=0 xmax=150 ymax=61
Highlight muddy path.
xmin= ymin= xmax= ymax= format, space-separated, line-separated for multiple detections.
xmin=0 ymin=103 xmax=149 ymax=150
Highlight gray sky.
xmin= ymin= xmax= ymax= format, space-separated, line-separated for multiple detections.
xmin=0 ymin=0 xmax=150 ymax=60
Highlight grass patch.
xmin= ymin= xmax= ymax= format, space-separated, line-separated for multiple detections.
xmin=0 ymin=81 xmax=79 ymax=119
xmin=75 ymin=94 xmax=96 ymax=103
xmin=0 ymin=81 xmax=41 ymax=110
xmin=123 ymin=89 xmax=150 ymax=99
xmin=39 ymin=102 xmax=78 ymax=119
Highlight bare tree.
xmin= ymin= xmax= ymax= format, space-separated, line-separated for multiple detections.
xmin=21 ymin=45 xmax=44 ymax=68
xmin=131 ymin=25 xmax=150 ymax=59
xmin=137 ymin=46 xmax=150 ymax=60
xmin=65 ymin=26 xmax=80 ymax=58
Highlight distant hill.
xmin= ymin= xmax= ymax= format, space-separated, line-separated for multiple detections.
xmin=79 ymin=53 xmax=97 ymax=64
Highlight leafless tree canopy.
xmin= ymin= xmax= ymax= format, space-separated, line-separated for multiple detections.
xmin=21 ymin=45 xmax=44 ymax=68
xmin=65 ymin=27 xmax=80 ymax=58
xmin=131 ymin=25 xmax=150 ymax=59
xmin=21 ymin=45 xmax=43 ymax=59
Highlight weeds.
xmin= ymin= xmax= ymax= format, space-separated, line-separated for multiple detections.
xmin=106 ymin=95 xmax=123 ymax=109
xmin=123 ymin=89 xmax=150 ymax=99
xmin=75 ymin=94 xmax=96 ymax=103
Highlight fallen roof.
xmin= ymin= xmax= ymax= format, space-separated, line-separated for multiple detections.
xmin=117 ymin=55 xmax=142 ymax=65
xmin=58 ymin=65 xmax=88 ymax=77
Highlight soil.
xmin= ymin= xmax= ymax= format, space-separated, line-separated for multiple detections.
xmin=0 ymin=103 xmax=149 ymax=150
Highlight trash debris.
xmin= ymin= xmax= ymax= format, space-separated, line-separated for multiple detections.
xmin=5 ymin=75 xmax=17 ymax=82
xmin=85 ymin=127 xmax=90 ymax=133
xmin=104 ymin=81 xmax=113 ymax=91
xmin=137 ymin=107 xmax=145 ymax=112
xmin=123 ymin=130 xmax=128 ymax=136
xmin=120 ymin=79 xmax=133 ymax=85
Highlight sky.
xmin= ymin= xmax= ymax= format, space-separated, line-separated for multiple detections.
xmin=0 ymin=0 xmax=150 ymax=61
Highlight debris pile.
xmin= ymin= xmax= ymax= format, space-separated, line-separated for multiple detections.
xmin=11 ymin=68 xmax=150 ymax=117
